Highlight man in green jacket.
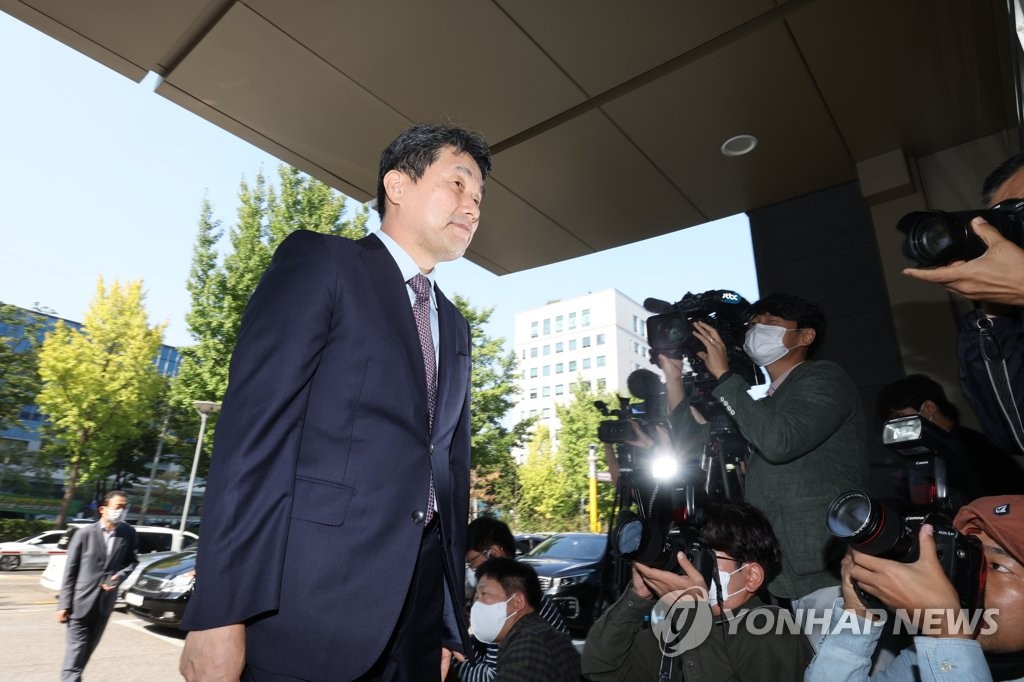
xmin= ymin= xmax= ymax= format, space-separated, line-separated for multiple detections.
xmin=664 ymin=294 xmax=870 ymax=648
xmin=582 ymin=500 xmax=812 ymax=681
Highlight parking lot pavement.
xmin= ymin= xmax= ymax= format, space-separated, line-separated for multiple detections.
xmin=0 ymin=570 xmax=185 ymax=681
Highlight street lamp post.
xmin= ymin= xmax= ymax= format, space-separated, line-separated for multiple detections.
xmin=588 ymin=443 xmax=599 ymax=533
xmin=179 ymin=401 xmax=220 ymax=535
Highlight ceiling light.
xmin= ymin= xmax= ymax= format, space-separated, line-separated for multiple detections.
xmin=721 ymin=134 xmax=758 ymax=157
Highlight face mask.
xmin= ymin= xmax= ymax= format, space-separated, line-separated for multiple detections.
xmin=470 ymin=596 xmax=516 ymax=644
xmin=743 ymin=324 xmax=796 ymax=366
xmin=105 ymin=508 xmax=125 ymax=524
xmin=708 ymin=564 xmax=748 ymax=606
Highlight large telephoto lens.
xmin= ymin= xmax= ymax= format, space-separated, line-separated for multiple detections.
xmin=826 ymin=491 xmax=919 ymax=562
xmin=896 ymin=212 xmax=985 ymax=268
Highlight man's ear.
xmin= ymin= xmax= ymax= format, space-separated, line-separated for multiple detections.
xmin=383 ymin=169 xmax=405 ymax=207
xmin=919 ymin=399 xmax=939 ymax=420
xmin=797 ymin=328 xmax=816 ymax=348
xmin=510 ymin=592 xmax=527 ymax=611
xmin=742 ymin=562 xmax=765 ymax=593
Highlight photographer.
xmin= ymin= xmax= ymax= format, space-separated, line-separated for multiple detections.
xmin=664 ymin=294 xmax=870 ymax=645
xmin=805 ymin=495 xmax=1024 ymax=682
xmin=903 ymin=153 xmax=1024 ymax=456
xmin=582 ymin=500 xmax=813 ymax=681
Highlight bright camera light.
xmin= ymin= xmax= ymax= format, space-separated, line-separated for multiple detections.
xmin=651 ymin=454 xmax=680 ymax=480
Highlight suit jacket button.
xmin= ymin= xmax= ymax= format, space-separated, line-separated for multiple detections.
xmin=411 ymin=510 xmax=425 ymax=525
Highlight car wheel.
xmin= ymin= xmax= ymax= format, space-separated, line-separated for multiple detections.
xmin=0 ymin=555 xmax=20 ymax=571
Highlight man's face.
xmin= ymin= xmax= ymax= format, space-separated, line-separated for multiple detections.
xmin=466 ymin=547 xmax=493 ymax=573
xmin=989 ymin=167 xmax=1024 ymax=207
xmin=748 ymin=313 xmax=810 ymax=354
xmin=100 ymin=495 xmax=127 ymax=523
xmin=970 ymin=530 xmax=1024 ymax=653
xmin=712 ymin=552 xmax=753 ymax=614
xmin=474 ymin=575 xmax=519 ymax=641
xmin=389 ymin=146 xmax=483 ymax=269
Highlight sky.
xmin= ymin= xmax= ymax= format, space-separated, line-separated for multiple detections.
xmin=0 ymin=12 xmax=759 ymax=352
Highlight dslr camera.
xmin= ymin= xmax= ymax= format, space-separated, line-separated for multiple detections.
xmin=826 ymin=490 xmax=985 ymax=612
xmin=897 ymin=198 xmax=1024 ymax=267
xmin=611 ymin=501 xmax=716 ymax=586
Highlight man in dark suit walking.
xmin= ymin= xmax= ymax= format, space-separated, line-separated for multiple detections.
xmin=56 ymin=490 xmax=139 ymax=682
xmin=179 ymin=124 xmax=491 ymax=681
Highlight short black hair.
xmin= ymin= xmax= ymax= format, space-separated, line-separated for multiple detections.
xmin=699 ymin=500 xmax=783 ymax=585
xmin=376 ymin=123 xmax=491 ymax=219
xmin=467 ymin=516 xmax=516 ymax=557
xmin=982 ymin=151 xmax=1024 ymax=206
xmin=750 ymin=293 xmax=827 ymax=357
xmin=475 ymin=557 xmax=543 ymax=610
xmin=101 ymin=490 xmax=127 ymax=507
xmin=876 ymin=373 xmax=960 ymax=425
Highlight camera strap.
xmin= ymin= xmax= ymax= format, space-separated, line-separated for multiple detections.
xmin=975 ymin=310 xmax=1024 ymax=454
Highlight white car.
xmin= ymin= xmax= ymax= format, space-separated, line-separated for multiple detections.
xmin=39 ymin=525 xmax=199 ymax=592
xmin=0 ymin=529 xmax=70 ymax=570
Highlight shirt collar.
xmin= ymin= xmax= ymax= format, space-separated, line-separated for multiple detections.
xmin=770 ymin=361 xmax=805 ymax=394
xmin=375 ymin=230 xmax=436 ymax=307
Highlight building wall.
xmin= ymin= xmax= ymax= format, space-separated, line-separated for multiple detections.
xmin=512 ymin=289 xmax=652 ymax=444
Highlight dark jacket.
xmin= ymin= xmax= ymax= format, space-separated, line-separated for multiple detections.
xmin=582 ymin=588 xmax=812 ymax=681
xmin=495 ymin=613 xmax=579 ymax=682
xmin=180 ymin=231 xmax=473 ymax=679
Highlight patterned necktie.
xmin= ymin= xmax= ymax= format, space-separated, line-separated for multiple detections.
xmin=408 ymin=274 xmax=437 ymax=524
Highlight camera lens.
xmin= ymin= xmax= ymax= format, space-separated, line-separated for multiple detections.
xmin=613 ymin=513 xmax=645 ymax=557
xmin=826 ymin=491 xmax=919 ymax=562
xmin=914 ymin=217 xmax=954 ymax=263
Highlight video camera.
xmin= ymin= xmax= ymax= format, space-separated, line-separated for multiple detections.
xmin=826 ymin=490 xmax=986 ymax=612
xmin=644 ymin=289 xmax=761 ymax=388
xmin=897 ymin=198 xmax=1024 ymax=267
xmin=595 ymin=369 xmax=667 ymax=445
xmin=611 ymin=496 xmax=716 ymax=585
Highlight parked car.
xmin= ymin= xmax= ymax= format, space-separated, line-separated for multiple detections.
xmin=513 ymin=533 xmax=548 ymax=557
xmin=0 ymin=529 xmax=70 ymax=570
xmin=39 ymin=526 xmax=198 ymax=591
xmin=124 ymin=548 xmax=197 ymax=627
xmin=519 ymin=532 xmax=613 ymax=637
xmin=114 ymin=550 xmax=180 ymax=608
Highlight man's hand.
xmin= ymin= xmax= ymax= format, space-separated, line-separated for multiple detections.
xmin=441 ymin=647 xmax=453 ymax=680
xmin=633 ymin=551 xmax=709 ymax=599
xmin=846 ymin=525 xmax=968 ymax=638
xmin=180 ymin=624 xmax=246 ymax=682
xmin=691 ymin=321 xmax=729 ymax=379
xmin=839 ymin=551 xmax=874 ymax=620
xmin=55 ymin=609 xmax=69 ymax=624
xmin=903 ymin=217 xmax=1024 ymax=305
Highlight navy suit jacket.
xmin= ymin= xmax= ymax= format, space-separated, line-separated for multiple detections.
xmin=181 ymin=231 xmax=473 ymax=679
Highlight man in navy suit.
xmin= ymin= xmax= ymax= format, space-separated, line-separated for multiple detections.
xmin=179 ymin=124 xmax=491 ymax=681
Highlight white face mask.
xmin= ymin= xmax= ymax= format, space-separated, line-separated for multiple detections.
xmin=708 ymin=563 xmax=749 ymax=606
xmin=105 ymin=508 xmax=126 ymax=525
xmin=470 ymin=596 xmax=516 ymax=644
xmin=743 ymin=323 xmax=796 ymax=367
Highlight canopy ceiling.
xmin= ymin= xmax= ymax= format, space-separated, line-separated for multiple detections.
xmin=3 ymin=0 xmax=1019 ymax=274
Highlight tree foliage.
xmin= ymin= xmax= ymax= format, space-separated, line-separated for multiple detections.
xmin=35 ymin=278 xmax=166 ymax=526
xmin=453 ymin=295 xmax=533 ymax=516
xmin=0 ymin=302 xmax=46 ymax=433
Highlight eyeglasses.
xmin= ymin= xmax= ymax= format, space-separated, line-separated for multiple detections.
xmin=466 ymin=548 xmax=491 ymax=569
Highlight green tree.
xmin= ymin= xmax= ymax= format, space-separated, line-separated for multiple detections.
xmin=0 ymin=302 xmax=46 ymax=433
xmin=516 ymin=425 xmax=576 ymax=530
xmin=35 ymin=278 xmax=166 ymax=527
xmin=453 ymin=296 xmax=533 ymax=516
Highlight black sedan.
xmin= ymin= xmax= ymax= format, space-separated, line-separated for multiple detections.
xmin=519 ymin=532 xmax=613 ymax=637
xmin=124 ymin=548 xmax=196 ymax=627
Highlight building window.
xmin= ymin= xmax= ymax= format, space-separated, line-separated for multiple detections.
xmin=633 ymin=341 xmax=640 ymax=354
xmin=530 ymin=347 xmax=538 ymax=358
xmin=543 ymin=345 xmax=551 ymax=356
xmin=597 ymin=333 xmax=605 ymax=345
xmin=569 ymin=339 xmax=577 ymax=351
xmin=582 ymin=309 xmax=591 ymax=326
xmin=543 ymin=318 xmax=551 ymax=335
xmin=568 ymin=312 xmax=577 ymax=329
xmin=597 ymin=355 xmax=606 ymax=367
xmin=555 ymin=342 xmax=563 ymax=353
xmin=529 ymin=368 xmax=538 ymax=378
xmin=543 ymin=366 xmax=551 ymax=377
xmin=582 ymin=358 xmax=591 ymax=369
xmin=529 ymin=390 xmax=537 ymax=399
xmin=531 ymin=321 xmax=538 ymax=338
xmin=529 ymin=409 xmax=537 ymax=417
xmin=555 ymin=315 xmax=564 ymax=332
xmin=569 ymin=360 xmax=577 ymax=372
xmin=555 ymin=363 xmax=564 ymax=374
xmin=633 ymin=315 xmax=639 ymax=333
xmin=582 ymin=336 xmax=591 ymax=348
xmin=597 ymin=378 xmax=607 ymax=390
xmin=542 ymin=386 xmax=550 ymax=397
xmin=555 ymin=384 xmax=564 ymax=395
xmin=542 ymin=408 xmax=551 ymax=419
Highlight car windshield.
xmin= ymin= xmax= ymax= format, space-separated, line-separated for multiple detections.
xmin=528 ymin=535 xmax=606 ymax=561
